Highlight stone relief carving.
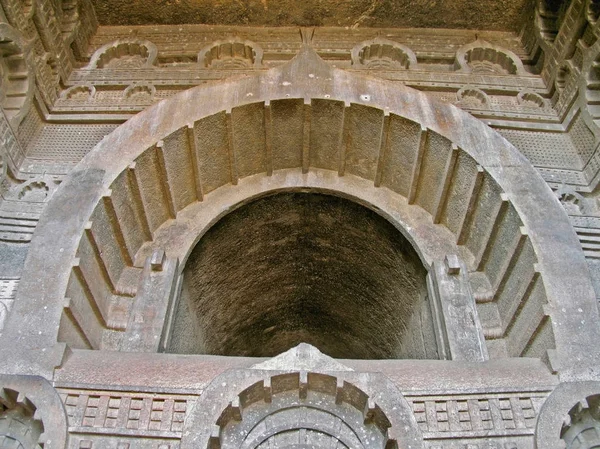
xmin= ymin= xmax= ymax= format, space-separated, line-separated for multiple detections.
xmin=351 ymin=38 xmax=417 ymax=70
xmin=535 ymin=0 xmax=565 ymax=44
xmin=1 ymin=176 xmax=60 ymax=204
xmin=57 ymin=0 xmax=80 ymax=42
xmin=86 ymin=40 xmax=159 ymax=69
xmin=212 ymin=374 xmax=397 ymax=449
xmin=562 ymin=395 xmax=600 ymax=449
xmin=0 ymin=279 xmax=18 ymax=334
xmin=456 ymin=87 xmax=490 ymax=108
xmin=517 ymin=91 xmax=548 ymax=109
xmin=454 ymin=40 xmax=526 ymax=75
xmin=123 ymin=83 xmax=156 ymax=101
xmin=555 ymin=183 xmax=592 ymax=215
xmin=0 ymin=23 xmax=35 ymax=129
xmin=60 ymin=84 xmax=96 ymax=101
xmin=198 ymin=39 xmax=263 ymax=69
xmin=0 ymin=387 xmax=44 ymax=449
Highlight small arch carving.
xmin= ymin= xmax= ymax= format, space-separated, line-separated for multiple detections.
xmin=0 ymin=388 xmax=45 ymax=448
xmin=179 ymin=366 xmax=423 ymax=449
xmin=198 ymin=38 xmax=263 ymax=69
xmin=454 ymin=40 xmax=526 ymax=75
xmin=456 ymin=87 xmax=490 ymax=108
xmin=517 ymin=90 xmax=547 ymax=108
xmin=351 ymin=38 xmax=417 ymax=70
xmin=211 ymin=373 xmax=397 ymax=449
xmin=60 ymin=84 xmax=96 ymax=101
xmin=123 ymin=83 xmax=156 ymax=100
xmin=562 ymin=394 xmax=600 ymax=449
xmin=86 ymin=39 xmax=158 ymax=69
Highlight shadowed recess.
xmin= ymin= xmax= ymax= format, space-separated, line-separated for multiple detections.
xmin=169 ymin=192 xmax=435 ymax=359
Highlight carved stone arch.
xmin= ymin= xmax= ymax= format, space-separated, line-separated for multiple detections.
xmin=535 ymin=382 xmax=600 ymax=449
xmin=122 ymin=82 xmax=156 ymax=100
xmin=517 ymin=90 xmax=548 ymax=109
xmin=60 ymin=83 xmax=95 ymax=101
xmin=198 ymin=38 xmax=263 ymax=69
xmin=0 ymin=374 xmax=69 ymax=449
xmin=179 ymin=346 xmax=423 ymax=449
xmin=0 ymin=23 xmax=35 ymax=129
xmin=1 ymin=47 xmax=598 ymax=381
xmin=351 ymin=38 xmax=417 ymax=70
xmin=86 ymin=39 xmax=158 ymax=69
xmin=454 ymin=39 xmax=527 ymax=75
xmin=456 ymin=86 xmax=490 ymax=108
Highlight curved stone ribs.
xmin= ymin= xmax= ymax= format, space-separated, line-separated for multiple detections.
xmin=454 ymin=40 xmax=527 ymax=75
xmin=456 ymin=87 xmax=490 ymax=108
xmin=59 ymin=98 xmax=553 ymax=365
xmin=0 ymin=388 xmax=45 ymax=449
xmin=211 ymin=373 xmax=396 ymax=449
xmin=123 ymin=83 xmax=156 ymax=100
xmin=0 ymin=23 xmax=35 ymax=129
xmin=562 ymin=394 xmax=600 ymax=449
xmin=198 ymin=39 xmax=263 ymax=69
xmin=11 ymin=48 xmax=592 ymax=379
xmin=60 ymin=84 xmax=95 ymax=101
xmin=518 ymin=90 xmax=548 ymax=109
xmin=86 ymin=39 xmax=158 ymax=69
xmin=351 ymin=38 xmax=417 ymax=70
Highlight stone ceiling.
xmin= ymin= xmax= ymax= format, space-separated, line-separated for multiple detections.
xmin=90 ymin=0 xmax=536 ymax=31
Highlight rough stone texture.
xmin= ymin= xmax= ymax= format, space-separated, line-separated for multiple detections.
xmin=89 ymin=0 xmax=535 ymax=31
xmin=172 ymin=192 xmax=430 ymax=359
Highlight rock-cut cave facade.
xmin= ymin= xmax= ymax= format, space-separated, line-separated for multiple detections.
xmin=1 ymin=1 xmax=600 ymax=449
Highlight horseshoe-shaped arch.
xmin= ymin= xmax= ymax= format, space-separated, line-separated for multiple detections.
xmin=1 ymin=47 xmax=598 ymax=381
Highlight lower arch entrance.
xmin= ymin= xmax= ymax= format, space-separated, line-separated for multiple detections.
xmin=168 ymin=191 xmax=433 ymax=359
